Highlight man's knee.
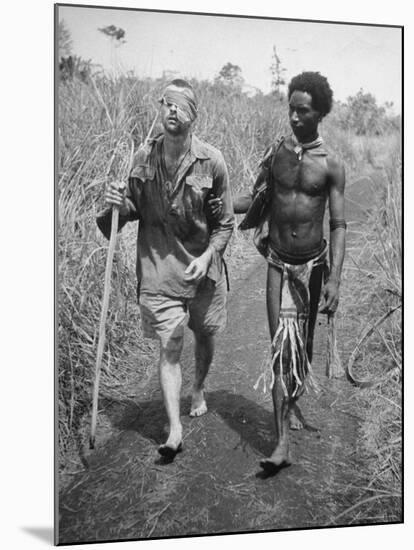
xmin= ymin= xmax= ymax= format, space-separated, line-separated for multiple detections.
xmin=160 ymin=338 xmax=183 ymax=367
xmin=194 ymin=330 xmax=215 ymax=346
xmin=193 ymin=331 xmax=215 ymax=365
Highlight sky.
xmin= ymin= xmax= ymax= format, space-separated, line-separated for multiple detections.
xmin=58 ymin=5 xmax=402 ymax=112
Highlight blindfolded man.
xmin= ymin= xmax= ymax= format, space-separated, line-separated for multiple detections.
xmin=98 ymin=79 xmax=234 ymax=460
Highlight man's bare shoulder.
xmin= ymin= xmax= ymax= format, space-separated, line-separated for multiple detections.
xmin=326 ymin=155 xmax=346 ymax=191
xmin=327 ymin=155 xmax=345 ymax=178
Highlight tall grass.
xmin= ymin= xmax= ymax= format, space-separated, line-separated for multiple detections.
xmin=334 ymin=141 xmax=402 ymax=523
xmin=58 ymin=69 xmax=401 ymax=512
xmin=358 ymin=151 xmax=402 ymax=521
xmin=58 ymin=75 xmax=158 ymax=467
xmin=57 ymin=75 xmax=289 ymax=469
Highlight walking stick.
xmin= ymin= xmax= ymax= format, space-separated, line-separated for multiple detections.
xmin=89 ymin=205 xmax=119 ymax=449
xmin=89 ymin=114 xmax=159 ymax=449
xmin=326 ymin=312 xmax=344 ymax=378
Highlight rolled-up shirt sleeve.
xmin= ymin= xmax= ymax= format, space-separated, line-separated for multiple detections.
xmin=209 ymin=153 xmax=234 ymax=255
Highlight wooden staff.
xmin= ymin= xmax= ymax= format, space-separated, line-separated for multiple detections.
xmin=90 ymin=114 xmax=159 ymax=449
xmin=326 ymin=312 xmax=344 ymax=378
xmin=89 ymin=205 xmax=119 ymax=449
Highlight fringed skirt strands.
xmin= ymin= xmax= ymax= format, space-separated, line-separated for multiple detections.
xmin=254 ymin=244 xmax=328 ymax=397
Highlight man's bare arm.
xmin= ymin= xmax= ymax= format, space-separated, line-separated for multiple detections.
xmin=233 ymin=192 xmax=253 ymax=214
xmin=320 ymin=158 xmax=346 ymax=313
xmin=208 ymin=165 xmax=267 ymax=218
xmin=208 ymin=190 xmax=252 ymax=216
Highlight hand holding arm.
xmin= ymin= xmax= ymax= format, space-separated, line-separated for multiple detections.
xmin=207 ymin=191 xmax=253 ymax=218
xmin=207 ymin=196 xmax=223 ymax=217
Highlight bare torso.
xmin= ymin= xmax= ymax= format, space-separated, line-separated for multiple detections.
xmin=269 ymin=138 xmax=330 ymax=257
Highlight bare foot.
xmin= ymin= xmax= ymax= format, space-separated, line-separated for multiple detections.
xmin=158 ymin=441 xmax=183 ymax=459
xmin=158 ymin=428 xmax=183 ymax=459
xmin=189 ymin=390 xmax=208 ymax=417
xmin=160 ymin=427 xmax=182 ymax=451
xmin=289 ymin=407 xmax=304 ymax=430
xmin=259 ymin=442 xmax=292 ymax=474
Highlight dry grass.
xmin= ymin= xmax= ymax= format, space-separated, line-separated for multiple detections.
xmin=58 ymin=75 xmax=160 ymax=469
xmin=58 ymin=69 xmax=402 ymax=525
xmin=331 ymin=139 xmax=402 ymax=524
xmin=57 ymin=75 xmax=287 ymax=471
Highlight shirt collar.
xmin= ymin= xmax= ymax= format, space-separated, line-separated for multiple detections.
xmin=151 ymin=133 xmax=210 ymax=160
xmin=188 ymin=134 xmax=211 ymax=160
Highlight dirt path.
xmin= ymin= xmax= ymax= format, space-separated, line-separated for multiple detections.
xmin=58 ymin=177 xmax=374 ymax=544
xmin=58 ymin=268 xmax=362 ymax=543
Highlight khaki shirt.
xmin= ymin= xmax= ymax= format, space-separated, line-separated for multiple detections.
xmin=97 ymin=133 xmax=234 ymax=298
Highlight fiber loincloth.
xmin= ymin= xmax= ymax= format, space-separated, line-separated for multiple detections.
xmin=254 ymin=244 xmax=328 ymax=397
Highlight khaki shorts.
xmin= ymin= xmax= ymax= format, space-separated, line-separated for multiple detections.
xmin=139 ymin=276 xmax=227 ymax=351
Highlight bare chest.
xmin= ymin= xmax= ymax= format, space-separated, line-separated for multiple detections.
xmin=272 ymin=149 xmax=329 ymax=196
xmin=163 ymin=151 xmax=189 ymax=183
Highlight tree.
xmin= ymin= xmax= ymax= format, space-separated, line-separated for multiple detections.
xmin=270 ymin=45 xmax=286 ymax=97
xmin=98 ymin=25 xmax=126 ymax=73
xmin=58 ymin=20 xmax=72 ymax=59
xmin=98 ymin=25 xmax=126 ymax=44
xmin=344 ymin=89 xmax=387 ymax=135
xmin=215 ymin=62 xmax=244 ymax=89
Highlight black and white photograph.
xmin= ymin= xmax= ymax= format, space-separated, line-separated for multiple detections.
xmin=55 ymin=2 xmax=402 ymax=546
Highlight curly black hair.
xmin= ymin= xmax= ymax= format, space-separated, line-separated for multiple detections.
xmin=288 ymin=72 xmax=333 ymax=118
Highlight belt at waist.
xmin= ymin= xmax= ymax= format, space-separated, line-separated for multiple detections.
xmin=267 ymin=239 xmax=327 ymax=267
xmin=268 ymin=239 xmax=327 ymax=265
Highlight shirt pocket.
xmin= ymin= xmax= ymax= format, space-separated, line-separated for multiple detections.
xmin=129 ymin=163 xmax=156 ymax=182
xmin=185 ymin=175 xmax=213 ymax=191
xmin=129 ymin=165 xmax=163 ymax=224
xmin=184 ymin=175 xmax=213 ymax=212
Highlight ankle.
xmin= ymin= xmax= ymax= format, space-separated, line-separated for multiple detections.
xmin=169 ymin=422 xmax=182 ymax=434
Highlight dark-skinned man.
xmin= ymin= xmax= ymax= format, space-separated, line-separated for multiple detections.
xmin=210 ymin=71 xmax=346 ymax=473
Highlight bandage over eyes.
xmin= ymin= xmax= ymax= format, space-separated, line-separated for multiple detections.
xmin=159 ymin=88 xmax=198 ymax=124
